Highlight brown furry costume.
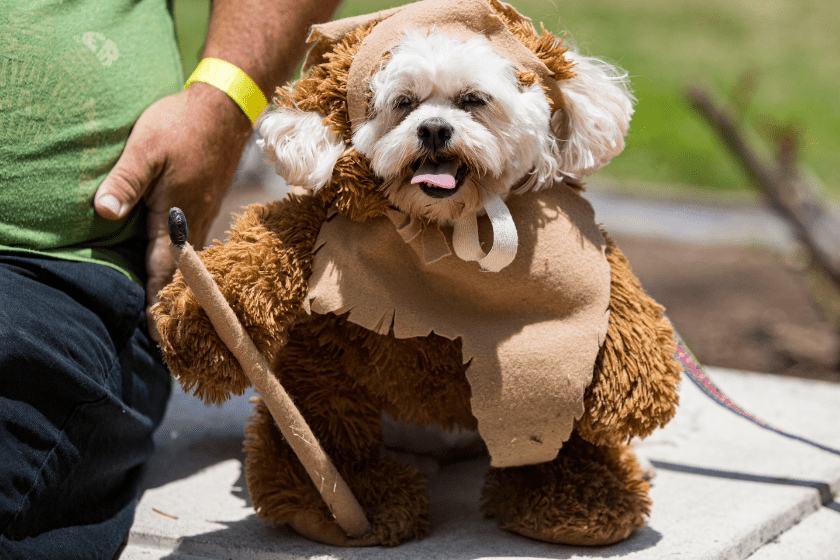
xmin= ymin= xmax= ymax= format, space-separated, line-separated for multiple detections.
xmin=153 ymin=0 xmax=681 ymax=547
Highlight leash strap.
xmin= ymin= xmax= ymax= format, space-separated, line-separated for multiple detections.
xmin=674 ymin=332 xmax=840 ymax=456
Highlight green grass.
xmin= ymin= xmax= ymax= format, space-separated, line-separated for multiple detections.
xmin=174 ymin=0 xmax=840 ymax=198
xmin=174 ymin=0 xmax=210 ymax=77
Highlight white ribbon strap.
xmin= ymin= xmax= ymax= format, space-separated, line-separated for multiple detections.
xmin=452 ymin=192 xmax=518 ymax=272
xmin=453 ymin=210 xmax=485 ymax=261
xmin=480 ymin=193 xmax=518 ymax=272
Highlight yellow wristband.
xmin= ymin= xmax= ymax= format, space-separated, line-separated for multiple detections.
xmin=185 ymin=58 xmax=268 ymax=125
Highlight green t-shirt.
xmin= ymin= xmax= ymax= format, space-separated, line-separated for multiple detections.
xmin=0 ymin=0 xmax=183 ymax=282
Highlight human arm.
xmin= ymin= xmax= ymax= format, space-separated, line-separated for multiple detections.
xmin=93 ymin=0 xmax=342 ymax=337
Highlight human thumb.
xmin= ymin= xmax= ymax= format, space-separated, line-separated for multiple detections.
xmin=94 ymin=128 xmax=162 ymax=220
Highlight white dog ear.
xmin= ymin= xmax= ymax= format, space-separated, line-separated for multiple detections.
xmin=551 ymin=51 xmax=635 ymax=177
xmin=256 ymin=108 xmax=345 ymax=191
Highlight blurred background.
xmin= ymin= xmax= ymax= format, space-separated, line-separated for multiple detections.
xmin=174 ymin=0 xmax=840 ymax=382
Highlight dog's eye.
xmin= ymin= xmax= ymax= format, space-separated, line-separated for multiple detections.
xmin=459 ymin=92 xmax=488 ymax=109
xmin=394 ymin=95 xmax=414 ymax=110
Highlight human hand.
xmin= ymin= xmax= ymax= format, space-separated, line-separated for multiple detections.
xmin=94 ymin=82 xmax=252 ymax=340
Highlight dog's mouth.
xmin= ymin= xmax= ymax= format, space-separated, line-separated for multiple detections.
xmin=409 ymin=158 xmax=469 ymax=199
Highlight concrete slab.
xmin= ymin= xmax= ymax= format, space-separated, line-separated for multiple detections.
xmin=122 ymin=367 xmax=840 ymax=560
xmin=746 ymin=507 xmax=840 ymax=560
xmin=584 ymin=188 xmax=798 ymax=252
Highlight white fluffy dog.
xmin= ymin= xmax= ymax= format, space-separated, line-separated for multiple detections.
xmin=258 ymin=25 xmax=633 ymax=271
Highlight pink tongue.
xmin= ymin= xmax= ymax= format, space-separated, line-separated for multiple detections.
xmin=411 ymin=160 xmax=460 ymax=189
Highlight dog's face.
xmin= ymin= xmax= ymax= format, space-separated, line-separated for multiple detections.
xmin=350 ymin=31 xmax=554 ymax=223
xmin=259 ymin=28 xmax=634 ymax=224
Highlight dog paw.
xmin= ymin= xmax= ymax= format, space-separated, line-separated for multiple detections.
xmin=282 ymin=454 xmax=430 ymax=547
xmin=288 ymin=511 xmax=385 ymax=547
xmin=153 ymin=271 xmax=249 ymax=403
xmin=481 ymin=433 xmax=650 ymax=546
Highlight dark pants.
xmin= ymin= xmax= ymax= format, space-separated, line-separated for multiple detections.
xmin=0 ymin=253 xmax=171 ymax=560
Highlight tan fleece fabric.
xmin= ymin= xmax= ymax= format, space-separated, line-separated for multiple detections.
xmin=306 ymin=185 xmax=611 ymax=467
xmin=169 ymin=241 xmax=370 ymax=538
xmin=305 ymin=0 xmax=565 ymax=129
xmin=302 ymin=6 xmax=404 ymax=73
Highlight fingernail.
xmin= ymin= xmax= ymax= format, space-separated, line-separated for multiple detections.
xmin=98 ymin=194 xmax=122 ymax=217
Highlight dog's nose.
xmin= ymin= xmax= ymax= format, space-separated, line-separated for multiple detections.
xmin=417 ymin=118 xmax=453 ymax=153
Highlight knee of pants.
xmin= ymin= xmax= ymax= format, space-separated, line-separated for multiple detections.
xmin=0 ymin=257 xmax=171 ymax=544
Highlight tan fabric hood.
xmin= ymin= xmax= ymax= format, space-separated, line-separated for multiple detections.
xmin=303 ymin=0 xmax=565 ymax=128
xmin=305 ymin=186 xmax=611 ymax=467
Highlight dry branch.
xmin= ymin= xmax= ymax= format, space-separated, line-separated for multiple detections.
xmin=685 ymin=84 xmax=840 ymax=289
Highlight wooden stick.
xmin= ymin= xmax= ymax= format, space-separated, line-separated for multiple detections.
xmin=166 ymin=208 xmax=371 ymax=538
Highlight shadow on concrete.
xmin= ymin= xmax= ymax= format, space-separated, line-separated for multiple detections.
xmin=158 ymin=514 xmax=661 ymax=560
xmin=152 ymin=456 xmax=662 ymax=560
xmin=139 ymin=385 xmax=257 ymax=494
xmin=141 ymin=435 xmax=245 ymax=491
xmin=651 ymin=460 xmax=840 ymax=513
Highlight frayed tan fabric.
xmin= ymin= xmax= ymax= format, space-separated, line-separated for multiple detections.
xmin=306 ymin=0 xmax=569 ymax=127
xmin=307 ymin=184 xmax=611 ymax=467
xmin=302 ymin=6 xmax=404 ymax=75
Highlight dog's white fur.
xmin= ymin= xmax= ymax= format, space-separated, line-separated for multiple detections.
xmin=258 ymin=29 xmax=634 ymax=223
xmin=257 ymin=109 xmax=345 ymax=190
xmin=553 ymin=50 xmax=635 ymax=176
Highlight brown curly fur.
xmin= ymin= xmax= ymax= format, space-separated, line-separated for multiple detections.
xmin=481 ymin=432 xmax=650 ymax=545
xmin=152 ymin=2 xmax=681 ymax=547
xmin=244 ymin=322 xmax=432 ymax=547
xmin=272 ymin=23 xmax=392 ymax=224
xmin=154 ymin=194 xmax=327 ymax=404
xmin=577 ymin=232 xmax=682 ymax=446
xmin=154 ymin=188 xmax=679 ymax=546
xmin=488 ymin=1 xmax=576 ymax=82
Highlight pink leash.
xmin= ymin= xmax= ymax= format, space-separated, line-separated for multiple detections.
xmin=674 ymin=332 xmax=840 ymax=457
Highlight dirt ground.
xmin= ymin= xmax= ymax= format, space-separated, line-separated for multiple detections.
xmin=613 ymin=234 xmax=840 ymax=384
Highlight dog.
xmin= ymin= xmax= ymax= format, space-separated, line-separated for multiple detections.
xmin=155 ymin=0 xmax=681 ymax=546
xmin=258 ymin=24 xmax=633 ymax=272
